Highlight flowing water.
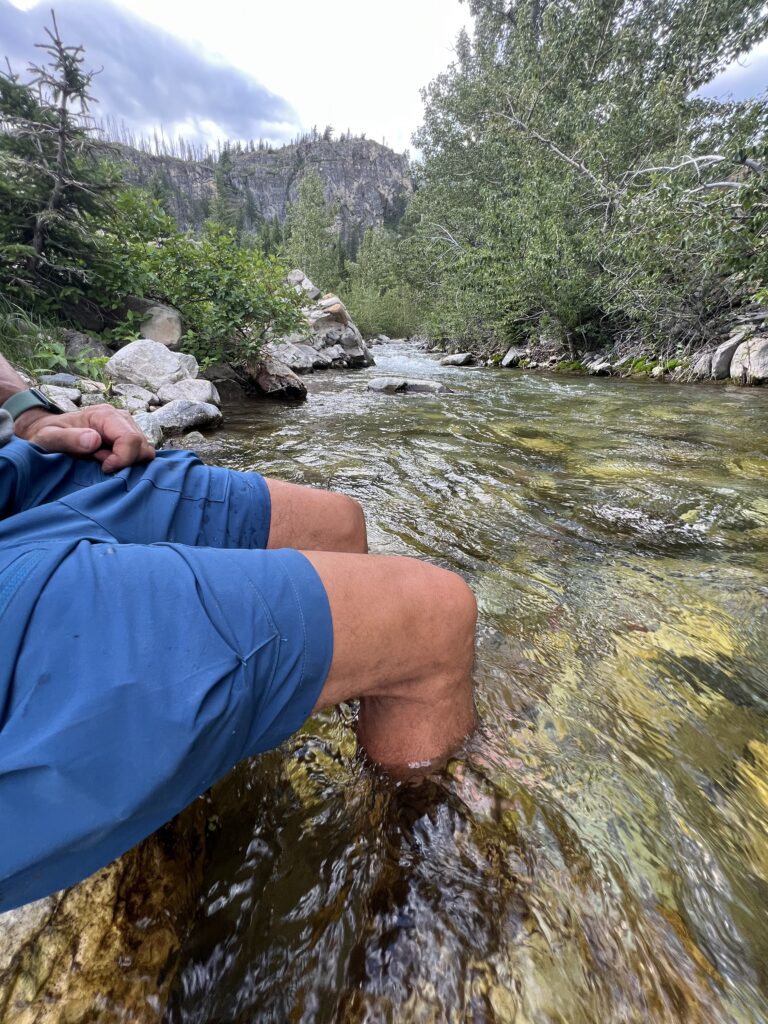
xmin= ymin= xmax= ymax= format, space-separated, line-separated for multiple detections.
xmin=166 ymin=343 xmax=768 ymax=1024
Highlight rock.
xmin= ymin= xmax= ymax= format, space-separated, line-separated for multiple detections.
xmin=39 ymin=373 xmax=80 ymax=387
xmin=501 ymin=346 xmax=526 ymax=368
xmin=323 ymin=344 xmax=348 ymax=366
xmin=157 ymin=379 xmax=221 ymax=407
xmin=367 ymin=377 xmax=453 ymax=395
xmin=712 ymin=331 xmax=749 ymax=379
xmin=692 ymin=351 xmax=713 ymax=379
xmin=105 ymin=340 xmax=196 ymax=392
xmin=245 ymin=354 xmax=308 ymax=401
xmin=123 ymin=297 xmax=183 ymax=349
xmin=730 ymin=336 xmax=768 ymax=384
xmin=149 ymin=400 xmax=223 ymax=436
xmin=112 ymin=383 xmax=159 ymax=407
xmin=0 ymin=803 xmax=206 ymax=1024
xmin=651 ymin=365 xmax=665 ymax=378
xmin=588 ymin=360 xmax=612 ymax=376
xmin=79 ymin=393 xmax=107 ymax=408
xmin=181 ymin=431 xmax=208 ymax=447
xmin=75 ymin=378 xmax=107 ymax=394
xmin=120 ymin=396 xmax=152 ymax=414
xmin=177 ymin=353 xmax=199 ymax=379
xmin=63 ymin=330 xmax=112 ymax=363
xmin=264 ymin=340 xmax=317 ymax=374
xmin=40 ymin=384 xmax=81 ymax=407
xmin=440 ymin=352 xmax=474 ymax=366
xmin=287 ymin=269 xmax=322 ymax=301
xmin=132 ymin=411 xmax=164 ymax=448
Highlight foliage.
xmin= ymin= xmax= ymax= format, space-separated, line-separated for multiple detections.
xmin=282 ymin=170 xmax=343 ymax=292
xmin=136 ymin=223 xmax=304 ymax=366
xmin=0 ymin=15 xmax=121 ymax=316
xmin=344 ymin=227 xmax=423 ymax=337
xmin=404 ymin=0 xmax=768 ymax=352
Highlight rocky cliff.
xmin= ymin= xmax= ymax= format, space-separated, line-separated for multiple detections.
xmin=118 ymin=138 xmax=413 ymax=251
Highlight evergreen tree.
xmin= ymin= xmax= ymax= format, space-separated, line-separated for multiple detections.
xmin=282 ymin=170 xmax=341 ymax=290
xmin=0 ymin=14 xmax=120 ymax=312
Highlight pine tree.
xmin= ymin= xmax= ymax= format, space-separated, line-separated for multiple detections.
xmin=282 ymin=170 xmax=341 ymax=291
xmin=0 ymin=14 xmax=119 ymax=312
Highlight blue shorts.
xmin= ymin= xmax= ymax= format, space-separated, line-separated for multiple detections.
xmin=0 ymin=441 xmax=333 ymax=911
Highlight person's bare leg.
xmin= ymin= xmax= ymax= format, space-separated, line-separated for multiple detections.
xmin=303 ymin=551 xmax=477 ymax=775
xmin=266 ymin=479 xmax=367 ymax=553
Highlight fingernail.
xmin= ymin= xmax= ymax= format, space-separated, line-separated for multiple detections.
xmin=78 ymin=431 xmax=99 ymax=451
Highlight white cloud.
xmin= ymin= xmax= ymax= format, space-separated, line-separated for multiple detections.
xmin=94 ymin=0 xmax=474 ymax=153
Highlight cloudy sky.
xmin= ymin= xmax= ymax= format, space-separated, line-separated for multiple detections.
xmin=1 ymin=0 xmax=766 ymax=156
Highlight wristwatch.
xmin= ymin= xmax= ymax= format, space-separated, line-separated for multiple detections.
xmin=1 ymin=388 xmax=66 ymax=421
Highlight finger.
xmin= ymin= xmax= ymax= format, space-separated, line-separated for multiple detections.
xmin=100 ymin=431 xmax=155 ymax=473
xmin=29 ymin=425 xmax=102 ymax=455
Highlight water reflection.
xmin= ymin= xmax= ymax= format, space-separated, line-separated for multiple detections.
xmin=166 ymin=346 xmax=768 ymax=1023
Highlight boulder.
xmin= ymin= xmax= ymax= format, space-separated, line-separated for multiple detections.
xmin=63 ymin=330 xmax=112 ymax=364
xmin=132 ymin=411 xmax=163 ymax=448
xmin=181 ymin=431 xmax=208 ymax=447
xmin=75 ymin=378 xmax=107 ymax=394
xmin=245 ymin=354 xmax=308 ymax=401
xmin=123 ymin=297 xmax=183 ymax=349
xmin=156 ymin=379 xmax=221 ymax=407
xmin=264 ymin=341 xmax=317 ymax=374
xmin=106 ymin=341 xmax=196 ymax=392
xmin=148 ymin=400 xmax=222 ymax=436
xmin=0 ymin=805 xmax=206 ymax=1024
xmin=587 ymin=360 xmax=612 ymax=376
xmin=501 ymin=346 xmax=526 ymax=368
xmin=692 ymin=351 xmax=713 ymax=379
xmin=368 ymin=377 xmax=453 ymax=395
xmin=440 ymin=352 xmax=474 ymax=367
xmin=40 ymin=384 xmax=81 ymax=408
xmin=112 ymin=383 xmax=159 ymax=407
xmin=287 ymin=269 xmax=322 ymax=302
xmin=322 ymin=344 xmax=348 ymax=366
xmin=730 ymin=336 xmax=768 ymax=384
xmin=712 ymin=331 xmax=749 ymax=379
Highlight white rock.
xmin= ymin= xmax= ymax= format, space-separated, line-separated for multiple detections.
xmin=157 ymin=378 xmax=221 ymax=407
xmin=41 ymin=384 xmax=81 ymax=406
xmin=651 ymin=365 xmax=665 ymax=378
xmin=132 ymin=411 xmax=163 ymax=448
xmin=105 ymin=340 xmax=195 ymax=391
xmin=730 ymin=336 xmax=768 ymax=383
xmin=440 ymin=352 xmax=474 ymax=367
xmin=501 ymin=346 xmax=526 ymax=368
xmin=112 ymin=383 xmax=159 ymax=406
xmin=177 ymin=353 xmax=199 ymax=379
xmin=149 ymin=400 xmax=222 ymax=436
xmin=712 ymin=332 xmax=749 ymax=379
xmin=588 ymin=360 xmax=613 ymax=376
xmin=368 ymin=377 xmax=452 ymax=395
xmin=122 ymin=299 xmax=183 ymax=349
xmin=692 ymin=351 xmax=713 ymax=379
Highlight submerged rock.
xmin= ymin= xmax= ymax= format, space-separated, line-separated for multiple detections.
xmin=368 ymin=377 xmax=453 ymax=395
xmin=0 ymin=803 xmax=207 ymax=1024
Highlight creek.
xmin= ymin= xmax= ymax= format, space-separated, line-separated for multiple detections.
xmin=165 ymin=342 xmax=768 ymax=1024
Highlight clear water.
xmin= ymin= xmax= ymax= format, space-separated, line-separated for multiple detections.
xmin=166 ymin=344 xmax=768 ymax=1024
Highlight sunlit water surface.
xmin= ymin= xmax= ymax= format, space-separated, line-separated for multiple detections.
xmin=166 ymin=345 xmax=768 ymax=1024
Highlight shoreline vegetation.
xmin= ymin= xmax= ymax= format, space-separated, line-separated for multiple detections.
xmin=1 ymin=3 xmax=766 ymax=411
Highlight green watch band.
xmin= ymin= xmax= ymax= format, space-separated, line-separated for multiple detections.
xmin=2 ymin=388 xmax=65 ymax=421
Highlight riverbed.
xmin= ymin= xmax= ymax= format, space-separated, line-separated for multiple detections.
xmin=166 ymin=343 xmax=768 ymax=1023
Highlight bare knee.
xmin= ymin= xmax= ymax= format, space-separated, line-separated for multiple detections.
xmin=335 ymin=493 xmax=368 ymax=553
xmin=422 ymin=566 xmax=477 ymax=685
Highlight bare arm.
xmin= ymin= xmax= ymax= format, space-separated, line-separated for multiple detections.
xmin=0 ymin=351 xmax=155 ymax=472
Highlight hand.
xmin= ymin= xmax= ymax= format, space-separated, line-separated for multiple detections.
xmin=15 ymin=404 xmax=156 ymax=473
